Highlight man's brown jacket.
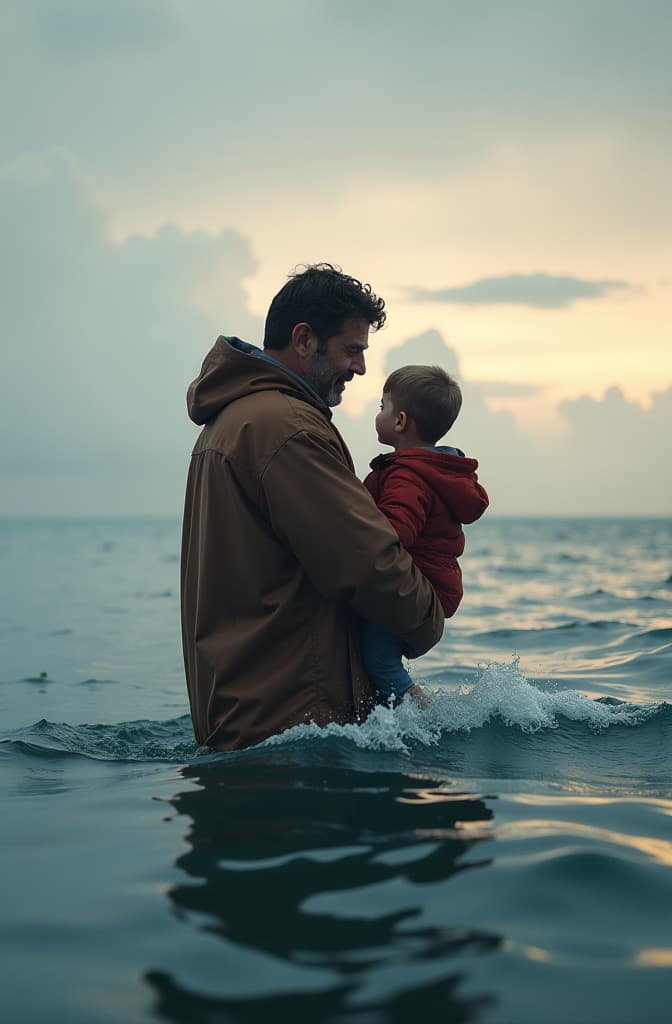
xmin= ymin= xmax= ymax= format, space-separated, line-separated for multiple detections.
xmin=181 ymin=337 xmax=443 ymax=751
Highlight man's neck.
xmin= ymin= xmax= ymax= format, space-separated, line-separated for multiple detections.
xmin=263 ymin=347 xmax=303 ymax=377
xmin=259 ymin=347 xmax=323 ymax=404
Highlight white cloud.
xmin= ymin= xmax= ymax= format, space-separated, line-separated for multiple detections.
xmin=4 ymin=2 xmax=670 ymax=204
xmin=0 ymin=151 xmax=259 ymax=514
xmin=334 ymin=332 xmax=672 ymax=516
xmin=1 ymin=152 xmax=669 ymax=517
xmin=408 ymin=273 xmax=630 ymax=309
xmin=31 ymin=0 xmax=178 ymax=53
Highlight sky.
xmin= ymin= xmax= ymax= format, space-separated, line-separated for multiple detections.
xmin=1 ymin=0 xmax=671 ymax=515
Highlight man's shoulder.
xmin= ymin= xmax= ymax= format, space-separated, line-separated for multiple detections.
xmin=197 ymin=388 xmax=350 ymax=484
xmin=239 ymin=389 xmax=333 ymax=439
xmin=205 ymin=388 xmax=342 ymax=468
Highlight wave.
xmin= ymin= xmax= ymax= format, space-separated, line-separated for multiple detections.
xmin=493 ymin=565 xmax=547 ymax=576
xmin=265 ymin=659 xmax=666 ymax=754
xmin=472 ymin=620 xmax=636 ymax=648
xmin=574 ymin=587 xmax=672 ymax=605
xmin=471 ymin=624 xmax=672 ymax=668
xmin=479 ymin=620 xmax=633 ymax=637
xmin=0 ymin=715 xmax=198 ymax=762
xmin=1 ymin=662 xmax=668 ymax=770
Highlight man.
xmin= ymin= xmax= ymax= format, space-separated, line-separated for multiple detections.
xmin=180 ymin=264 xmax=443 ymax=750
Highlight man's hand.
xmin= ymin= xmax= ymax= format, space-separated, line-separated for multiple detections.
xmin=405 ymin=683 xmax=430 ymax=708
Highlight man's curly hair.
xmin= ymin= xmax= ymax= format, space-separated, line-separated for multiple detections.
xmin=263 ymin=263 xmax=386 ymax=350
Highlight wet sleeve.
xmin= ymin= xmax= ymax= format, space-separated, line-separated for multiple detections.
xmin=373 ymin=468 xmax=431 ymax=548
xmin=260 ymin=429 xmax=443 ymax=657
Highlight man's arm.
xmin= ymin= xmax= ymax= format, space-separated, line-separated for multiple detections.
xmin=260 ymin=428 xmax=442 ymax=657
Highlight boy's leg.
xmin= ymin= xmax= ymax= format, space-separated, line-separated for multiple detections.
xmin=360 ymin=621 xmax=414 ymax=700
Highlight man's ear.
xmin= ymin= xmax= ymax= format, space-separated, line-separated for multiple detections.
xmin=395 ymin=411 xmax=408 ymax=433
xmin=290 ymin=322 xmax=317 ymax=359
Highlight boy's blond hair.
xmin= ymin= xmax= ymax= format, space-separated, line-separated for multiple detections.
xmin=384 ymin=365 xmax=462 ymax=443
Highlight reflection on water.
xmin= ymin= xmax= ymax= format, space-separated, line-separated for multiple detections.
xmin=146 ymin=758 xmax=499 ymax=1022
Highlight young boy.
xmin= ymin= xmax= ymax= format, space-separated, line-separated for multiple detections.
xmin=362 ymin=365 xmax=489 ymax=704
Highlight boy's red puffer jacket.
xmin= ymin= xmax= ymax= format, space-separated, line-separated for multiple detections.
xmin=364 ymin=447 xmax=489 ymax=617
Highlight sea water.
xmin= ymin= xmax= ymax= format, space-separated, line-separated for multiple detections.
xmin=1 ymin=516 xmax=671 ymax=1023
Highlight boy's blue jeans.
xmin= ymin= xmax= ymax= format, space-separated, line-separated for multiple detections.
xmin=360 ymin=621 xmax=413 ymax=700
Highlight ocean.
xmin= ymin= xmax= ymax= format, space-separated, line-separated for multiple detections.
xmin=1 ymin=516 xmax=671 ymax=1023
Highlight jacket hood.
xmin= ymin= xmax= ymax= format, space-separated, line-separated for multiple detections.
xmin=369 ymin=447 xmax=488 ymax=524
xmin=187 ymin=336 xmax=331 ymax=425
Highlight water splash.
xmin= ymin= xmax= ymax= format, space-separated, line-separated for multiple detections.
xmin=1 ymin=661 xmax=665 ymax=763
xmin=265 ymin=659 xmax=663 ymax=754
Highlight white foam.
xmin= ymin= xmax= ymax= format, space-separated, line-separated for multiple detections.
xmin=263 ymin=658 xmax=659 ymax=754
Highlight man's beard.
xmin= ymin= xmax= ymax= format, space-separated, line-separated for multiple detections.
xmin=302 ymin=351 xmax=346 ymax=407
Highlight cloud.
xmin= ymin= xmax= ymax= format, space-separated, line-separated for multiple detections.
xmin=334 ymin=331 xmax=672 ymax=515
xmin=546 ymin=385 xmax=672 ymax=514
xmin=559 ymin=384 xmax=672 ymax=448
xmin=469 ymin=381 xmax=541 ymax=398
xmin=31 ymin=0 xmax=178 ymax=53
xmin=383 ymin=330 xmax=460 ymax=377
xmin=407 ymin=273 xmax=629 ymax=309
xmin=4 ymin=2 xmax=670 ymax=205
xmin=0 ymin=150 xmax=260 ymax=514
xmin=335 ymin=331 xmax=526 ymax=488
xmin=1 ymin=154 xmax=669 ymax=516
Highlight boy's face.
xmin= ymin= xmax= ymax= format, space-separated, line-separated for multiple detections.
xmin=375 ymin=392 xmax=401 ymax=447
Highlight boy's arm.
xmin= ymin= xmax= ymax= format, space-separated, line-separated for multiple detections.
xmin=373 ymin=467 xmax=431 ymax=548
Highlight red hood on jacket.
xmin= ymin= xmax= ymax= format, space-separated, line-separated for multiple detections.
xmin=368 ymin=448 xmax=488 ymax=524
